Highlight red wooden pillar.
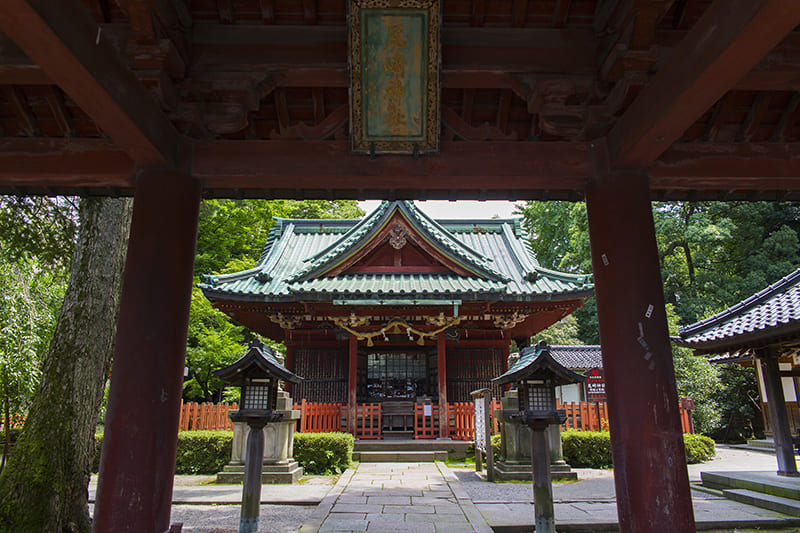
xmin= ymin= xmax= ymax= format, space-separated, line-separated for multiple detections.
xmin=501 ymin=339 xmax=510 ymax=392
xmin=438 ymin=333 xmax=449 ymax=438
xmin=585 ymin=170 xmax=695 ymax=533
xmin=284 ymin=343 xmax=294 ymax=393
xmin=347 ymin=333 xmax=358 ymax=435
xmin=93 ymin=170 xmax=200 ymax=533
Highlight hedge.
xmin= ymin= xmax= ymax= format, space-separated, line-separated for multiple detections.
xmin=683 ymin=433 xmax=716 ymax=464
xmin=561 ymin=430 xmax=716 ymax=469
xmin=294 ymin=432 xmax=354 ymax=475
xmin=94 ymin=430 xmax=354 ymax=476
xmin=562 ymin=430 xmax=613 ymax=469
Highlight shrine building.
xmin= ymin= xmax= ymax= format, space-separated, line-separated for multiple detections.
xmin=200 ymin=200 xmax=592 ymax=437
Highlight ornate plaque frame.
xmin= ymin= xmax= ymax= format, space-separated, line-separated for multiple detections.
xmin=349 ymin=0 xmax=441 ymax=155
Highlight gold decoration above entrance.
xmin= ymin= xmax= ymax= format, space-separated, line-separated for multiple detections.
xmin=334 ymin=317 xmax=461 ymax=347
xmin=349 ymin=0 xmax=441 ymax=155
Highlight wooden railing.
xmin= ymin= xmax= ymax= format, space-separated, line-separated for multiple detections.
xmin=558 ymin=400 xmax=694 ymax=434
xmin=356 ymin=403 xmax=382 ymax=439
xmin=178 ymin=402 xmax=236 ymax=431
xmin=295 ymin=399 xmax=342 ymax=433
xmin=177 ymin=399 xmax=694 ymax=436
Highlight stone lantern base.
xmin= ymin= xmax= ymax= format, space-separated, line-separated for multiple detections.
xmin=494 ymin=390 xmax=578 ymax=482
xmin=216 ymin=391 xmax=303 ymax=484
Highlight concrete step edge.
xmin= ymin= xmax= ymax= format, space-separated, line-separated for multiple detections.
xmin=724 ymin=488 xmax=800 ymax=517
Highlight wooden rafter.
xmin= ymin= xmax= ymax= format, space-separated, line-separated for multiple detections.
xmin=259 ymin=0 xmax=275 ymax=24
xmin=0 ymin=0 xmax=180 ymax=166
xmin=44 ymin=86 xmax=75 ymax=137
xmin=512 ymin=0 xmax=528 ymax=28
xmin=2 ymin=86 xmax=38 ymax=136
xmin=312 ymin=88 xmax=325 ymax=124
xmin=553 ymin=0 xmax=572 ymax=27
xmin=736 ymin=93 xmax=768 ymax=142
xmin=471 ymin=0 xmax=486 ymax=27
xmin=303 ymin=0 xmax=317 ymax=25
xmin=607 ymin=0 xmax=800 ymax=169
xmin=702 ymin=93 xmax=734 ymax=142
xmin=771 ymin=92 xmax=800 ymax=142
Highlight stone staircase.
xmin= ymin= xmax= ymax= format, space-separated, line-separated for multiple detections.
xmin=352 ymin=439 xmax=472 ymax=463
xmin=701 ymin=471 xmax=800 ymax=516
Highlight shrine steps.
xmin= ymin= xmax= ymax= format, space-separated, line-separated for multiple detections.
xmin=352 ymin=439 xmax=471 ymax=462
xmin=701 ymin=471 xmax=800 ymax=517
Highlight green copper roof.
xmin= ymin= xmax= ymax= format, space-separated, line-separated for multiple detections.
xmin=200 ymin=201 xmax=593 ymax=303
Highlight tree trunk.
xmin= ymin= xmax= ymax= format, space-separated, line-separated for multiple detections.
xmin=0 ymin=197 xmax=133 ymax=533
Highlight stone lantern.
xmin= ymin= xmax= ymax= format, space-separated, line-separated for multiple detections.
xmin=214 ymin=340 xmax=302 ymax=533
xmin=492 ymin=341 xmax=585 ymax=533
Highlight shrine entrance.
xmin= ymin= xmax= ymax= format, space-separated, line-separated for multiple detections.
xmin=365 ymin=350 xmax=436 ymax=434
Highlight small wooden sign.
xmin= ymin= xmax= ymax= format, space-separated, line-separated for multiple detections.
xmin=349 ymin=0 xmax=440 ymax=155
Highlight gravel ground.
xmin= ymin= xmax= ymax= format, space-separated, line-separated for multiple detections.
xmin=169 ymin=504 xmax=316 ymax=533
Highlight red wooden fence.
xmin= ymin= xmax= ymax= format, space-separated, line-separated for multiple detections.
xmin=356 ymin=403 xmax=382 ymax=439
xmin=296 ymin=399 xmax=342 ymax=433
xmin=178 ymin=399 xmax=693 ymax=435
xmin=178 ymin=402 xmax=236 ymax=431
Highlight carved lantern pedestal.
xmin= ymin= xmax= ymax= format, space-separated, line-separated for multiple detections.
xmin=495 ymin=389 xmax=577 ymax=481
xmin=217 ymin=390 xmax=303 ymax=484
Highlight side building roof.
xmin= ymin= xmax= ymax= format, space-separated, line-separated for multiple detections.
xmin=200 ymin=201 xmax=593 ymax=304
xmin=673 ymin=268 xmax=800 ymax=359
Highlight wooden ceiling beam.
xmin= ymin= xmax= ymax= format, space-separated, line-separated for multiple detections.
xmin=649 ymin=143 xmax=800 ymax=189
xmin=0 ymin=138 xmax=135 ymax=185
xmin=0 ymin=0 xmax=180 ymax=167
xmin=2 ymin=86 xmax=39 ymax=136
xmin=607 ymin=0 xmax=800 ymax=169
xmin=192 ymin=140 xmax=597 ymax=193
xmin=191 ymin=26 xmax=598 ymax=75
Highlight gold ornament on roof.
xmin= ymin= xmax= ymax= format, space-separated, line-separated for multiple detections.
xmin=388 ymin=224 xmax=408 ymax=250
xmin=268 ymin=313 xmax=303 ymax=329
xmin=332 ymin=313 xmax=372 ymax=328
xmin=493 ymin=311 xmax=529 ymax=329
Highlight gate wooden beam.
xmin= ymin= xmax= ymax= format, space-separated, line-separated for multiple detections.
xmin=0 ymin=0 xmax=181 ymax=166
xmin=608 ymin=0 xmax=800 ymax=169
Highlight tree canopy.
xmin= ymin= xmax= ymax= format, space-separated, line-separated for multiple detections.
xmin=519 ymin=199 xmax=800 ymax=436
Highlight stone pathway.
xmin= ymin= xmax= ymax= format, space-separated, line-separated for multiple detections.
xmin=300 ymin=462 xmax=492 ymax=533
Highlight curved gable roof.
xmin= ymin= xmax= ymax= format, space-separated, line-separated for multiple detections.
xmin=200 ymin=201 xmax=593 ymax=303
xmin=674 ymin=268 xmax=800 ymax=353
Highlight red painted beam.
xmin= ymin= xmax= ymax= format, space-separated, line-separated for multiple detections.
xmin=192 ymin=140 xmax=597 ymax=193
xmin=649 ymin=143 xmax=800 ymax=191
xmin=0 ymin=0 xmax=180 ymax=166
xmin=0 ymin=138 xmax=135 ymax=188
xmin=608 ymin=0 xmax=800 ymax=169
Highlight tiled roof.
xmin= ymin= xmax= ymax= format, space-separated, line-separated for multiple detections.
xmin=493 ymin=341 xmax=586 ymax=386
xmin=549 ymin=345 xmax=603 ymax=370
xmin=674 ymin=268 xmax=800 ymax=351
xmin=200 ymin=201 xmax=593 ymax=303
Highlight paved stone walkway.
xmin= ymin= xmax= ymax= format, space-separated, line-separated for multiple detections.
xmin=300 ymin=462 xmax=492 ymax=533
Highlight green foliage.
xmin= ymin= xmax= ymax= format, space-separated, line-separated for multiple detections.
xmin=533 ymin=315 xmax=583 ymax=346
xmin=490 ymin=433 xmax=502 ymax=461
xmin=713 ymin=364 xmax=761 ymax=443
xmin=683 ymin=434 xmax=715 ymax=464
xmin=186 ymin=200 xmax=364 ymax=403
xmin=561 ymin=430 xmax=613 ymax=468
xmin=666 ymin=304 xmax=721 ymax=435
xmin=183 ymin=288 xmax=248 ymax=403
xmin=293 ymin=432 xmax=354 ymax=474
xmin=0 ymin=255 xmax=64 ymax=435
xmin=0 ymin=196 xmax=77 ymax=268
xmin=175 ymin=431 xmax=233 ymax=474
xmin=519 ymin=200 xmax=800 ymax=438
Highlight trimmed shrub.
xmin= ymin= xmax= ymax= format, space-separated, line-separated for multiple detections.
xmin=294 ymin=432 xmax=353 ymax=474
xmin=684 ymin=433 xmax=715 ymax=464
xmin=490 ymin=433 xmax=502 ymax=461
xmin=175 ymin=431 xmax=233 ymax=474
xmin=562 ymin=430 xmax=613 ymax=469
xmin=93 ymin=431 xmax=233 ymax=475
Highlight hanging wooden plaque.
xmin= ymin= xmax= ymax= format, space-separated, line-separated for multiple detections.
xmin=349 ymin=0 xmax=441 ymax=155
